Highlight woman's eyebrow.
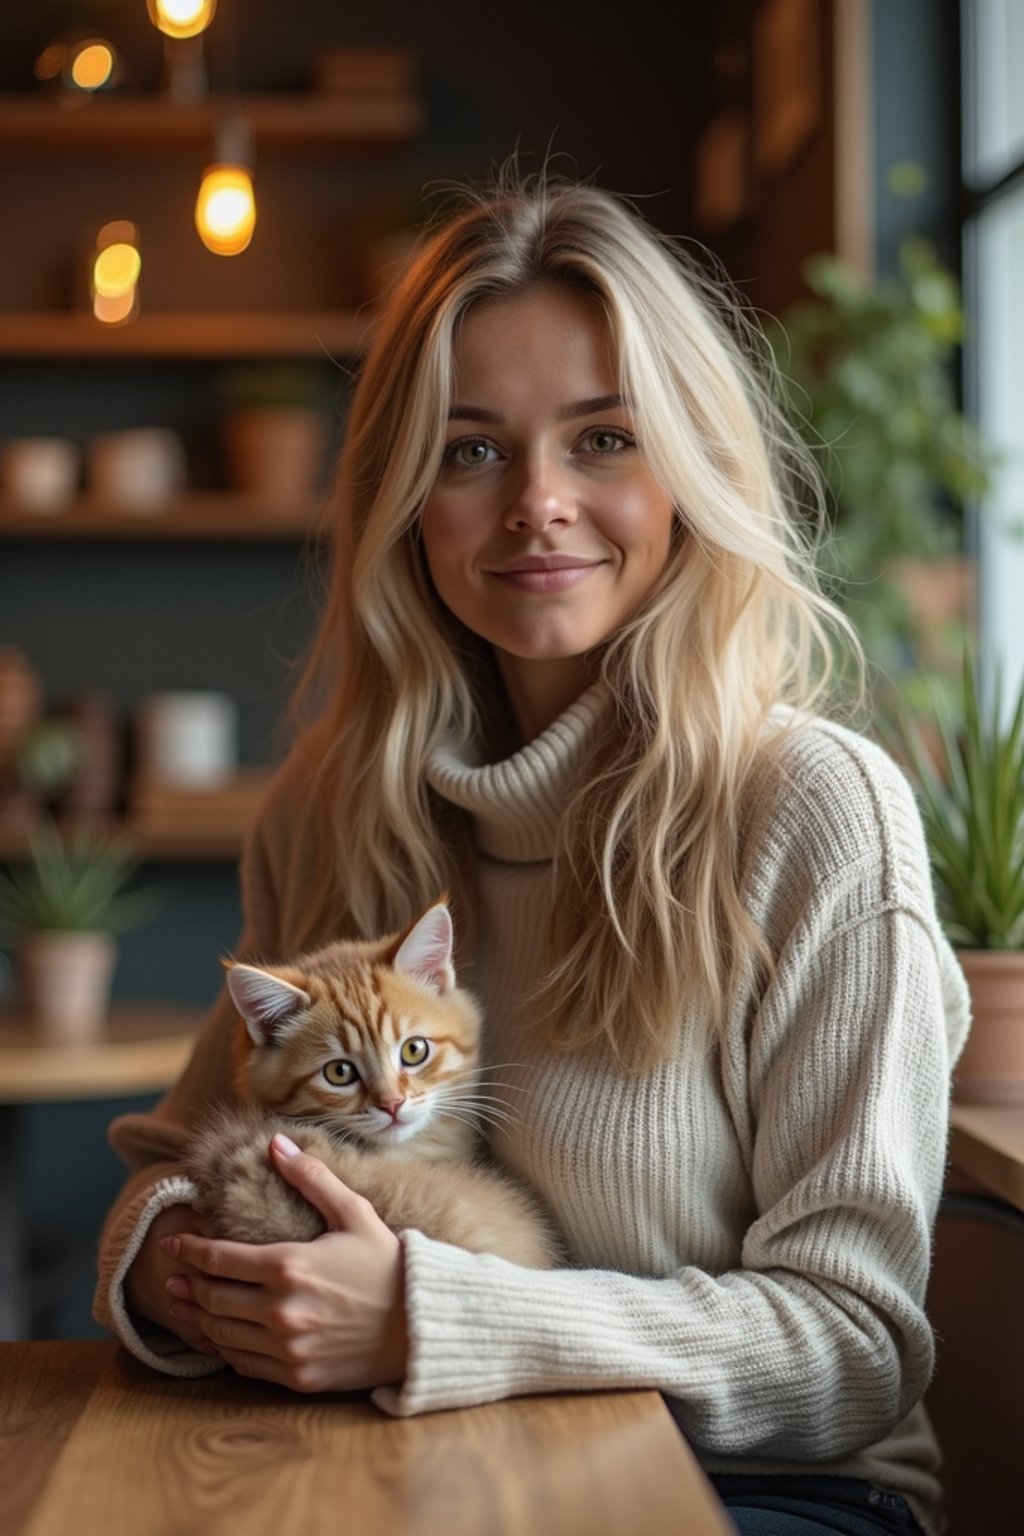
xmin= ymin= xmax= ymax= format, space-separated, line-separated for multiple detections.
xmin=448 ymin=404 xmax=503 ymax=423
xmin=558 ymin=394 xmax=626 ymax=420
xmin=447 ymin=394 xmax=627 ymax=424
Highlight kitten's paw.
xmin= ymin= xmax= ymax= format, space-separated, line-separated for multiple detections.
xmin=185 ymin=1105 xmax=326 ymax=1244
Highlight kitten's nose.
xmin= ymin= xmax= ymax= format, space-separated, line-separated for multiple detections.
xmin=378 ymin=1097 xmax=405 ymax=1121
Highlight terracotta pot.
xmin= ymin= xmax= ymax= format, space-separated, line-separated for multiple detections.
xmin=0 ymin=646 xmax=41 ymax=775
xmin=18 ymin=932 xmax=117 ymax=1044
xmin=954 ymin=949 xmax=1024 ymax=1104
xmin=222 ymin=408 xmax=326 ymax=508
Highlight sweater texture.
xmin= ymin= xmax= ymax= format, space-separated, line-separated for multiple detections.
xmin=94 ymin=688 xmax=969 ymax=1535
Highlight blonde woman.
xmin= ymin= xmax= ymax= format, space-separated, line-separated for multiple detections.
xmin=96 ymin=177 xmax=967 ymax=1536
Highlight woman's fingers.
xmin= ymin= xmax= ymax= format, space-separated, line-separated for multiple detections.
xmin=168 ymin=1302 xmax=282 ymax=1361
xmin=269 ymin=1134 xmax=381 ymax=1234
xmin=123 ymin=1204 xmax=222 ymax=1354
xmin=162 ymin=1231 xmax=293 ymax=1284
xmin=165 ymin=1269 xmax=265 ymax=1322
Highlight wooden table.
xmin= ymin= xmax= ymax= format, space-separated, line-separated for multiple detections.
xmin=949 ymin=1103 xmax=1024 ymax=1215
xmin=0 ymin=1341 xmax=733 ymax=1536
xmin=0 ymin=1005 xmax=201 ymax=1340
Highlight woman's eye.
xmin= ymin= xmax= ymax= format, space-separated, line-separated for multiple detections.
xmin=323 ymin=1060 xmax=358 ymax=1086
xmin=579 ymin=427 xmax=634 ymax=454
xmin=400 ymin=1037 xmax=430 ymax=1067
xmin=442 ymin=437 xmax=499 ymax=468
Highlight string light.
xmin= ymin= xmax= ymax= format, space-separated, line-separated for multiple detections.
xmin=146 ymin=0 xmax=218 ymax=39
xmin=90 ymin=221 xmax=142 ymax=326
xmin=70 ymin=43 xmax=115 ymax=90
xmin=34 ymin=37 xmax=119 ymax=94
xmin=195 ymin=163 xmax=256 ymax=255
xmin=194 ymin=117 xmax=256 ymax=256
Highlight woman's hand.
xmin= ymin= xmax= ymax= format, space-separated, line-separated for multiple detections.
xmin=159 ymin=1134 xmax=409 ymax=1393
xmin=124 ymin=1202 xmax=218 ymax=1354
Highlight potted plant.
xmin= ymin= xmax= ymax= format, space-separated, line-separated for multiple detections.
xmin=896 ymin=653 xmax=1024 ymax=1103
xmin=219 ymin=365 xmax=328 ymax=511
xmin=0 ymin=818 xmax=158 ymax=1043
xmin=766 ymin=238 xmax=995 ymax=712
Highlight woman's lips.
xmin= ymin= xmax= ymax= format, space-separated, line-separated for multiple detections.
xmin=489 ymin=559 xmax=602 ymax=592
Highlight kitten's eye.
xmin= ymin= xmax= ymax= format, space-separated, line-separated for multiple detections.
xmin=323 ymin=1060 xmax=358 ymax=1087
xmin=400 ymin=1037 xmax=430 ymax=1067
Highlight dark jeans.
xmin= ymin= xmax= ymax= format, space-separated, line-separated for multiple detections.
xmin=710 ymin=1475 xmax=925 ymax=1536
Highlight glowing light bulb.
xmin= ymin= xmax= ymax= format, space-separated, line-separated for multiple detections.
xmin=94 ymin=244 xmax=142 ymax=298
xmin=194 ymin=164 xmax=256 ymax=256
xmin=146 ymin=0 xmax=218 ymax=40
xmin=90 ymin=221 xmax=142 ymax=326
xmin=71 ymin=42 xmax=114 ymax=90
xmin=35 ymin=35 xmax=120 ymax=94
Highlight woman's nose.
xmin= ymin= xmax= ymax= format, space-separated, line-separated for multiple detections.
xmin=503 ymin=453 xmax=577 ymax=533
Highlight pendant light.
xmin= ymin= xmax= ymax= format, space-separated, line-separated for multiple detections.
xmin=195 ymin=117 xmax=256 ymax=256
xmin=146 ymin=1 xmax=218 ymax=40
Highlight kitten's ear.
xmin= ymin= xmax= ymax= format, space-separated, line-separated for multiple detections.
xmin=392 ymin=901 xmax=455 ymax=994
xmin=225 ymin=963 xmax=311 ymax=1045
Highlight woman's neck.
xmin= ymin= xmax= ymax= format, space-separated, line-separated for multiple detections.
xmin=495 ymin=653 xmax=589 ymax=743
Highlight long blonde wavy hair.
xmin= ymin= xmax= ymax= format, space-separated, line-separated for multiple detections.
xmin=289 ymin=173 xmax=860 ymax=1070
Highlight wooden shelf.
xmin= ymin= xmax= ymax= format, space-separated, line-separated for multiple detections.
xmin=0 ymin=310 xmax=369 ymax=359
xmin=0 ymin=772 xmax=273 ymax=861
xmin=0 ymin=823 xmax=246 ymax=862
xmin=0 ymin=1002 xmax=201 ymax=1102
xmin=0 ymin=93 xmax=423 ymax=150
xmin=124 ymin=825 xmax=248 ymax=860
xmin=0 ymin=494 xmax=328 ymax=540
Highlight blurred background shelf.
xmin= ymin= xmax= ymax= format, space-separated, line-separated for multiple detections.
xmin=0 ymin=93 xmax=423 ymax=150
xmin=0 ymin=495 xmax=326 ymax=540
xmin=0 ymin=1003 xmax=203 ymax=1102
xmin=0 ymin=824 xmax=248 ymax=861
xmin=0 ymin=311 xmax=368 ymax=358
xmin=0 ymin=770 xmax=272 ymax=862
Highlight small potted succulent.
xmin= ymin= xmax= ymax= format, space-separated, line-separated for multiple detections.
xmin=897 ymin=653 xmax=1024 ymax=1103
xmin=0 ymin=818 xmax=158 ymax=1042
xmin=219 ymin=365 xmax=328 ymax=511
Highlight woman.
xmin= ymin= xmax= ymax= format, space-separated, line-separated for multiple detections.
xmin=95 ymin=176 xmax=968 ymax=1536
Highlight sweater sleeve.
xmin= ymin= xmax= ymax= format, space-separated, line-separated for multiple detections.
xmin=92 ymin=796 xmax=285 ymax=1373
xmin=373 ymin=780 xmax=970 ymax=1460
xmin=375 ymin=909 xmax=957 ymax=1453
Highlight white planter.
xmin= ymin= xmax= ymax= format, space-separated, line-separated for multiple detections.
xmin=19 ymin=932 xmax=117 ymax=1044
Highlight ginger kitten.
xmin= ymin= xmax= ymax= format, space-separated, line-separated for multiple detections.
xmin=185 ymin=900 xmax=560 ymax=1268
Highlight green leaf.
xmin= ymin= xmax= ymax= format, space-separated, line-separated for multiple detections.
xmin=0 ymin=818 xmax=160 ymax=937
xmin=892 ymin=652 xmax=1024 ymax=949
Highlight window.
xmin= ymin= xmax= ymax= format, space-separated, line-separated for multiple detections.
xmin=962 ymin=0 xmax=1024 ymax=698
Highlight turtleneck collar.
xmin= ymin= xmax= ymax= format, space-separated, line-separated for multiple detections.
xmin=426 ymin=684 xmax=608 ymax=863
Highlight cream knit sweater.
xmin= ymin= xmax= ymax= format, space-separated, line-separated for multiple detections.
xmin=94 ymin=690 xmax=969 ymax=1536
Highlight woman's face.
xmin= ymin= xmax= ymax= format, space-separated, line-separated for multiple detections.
xmin=419 ymin=284 xmax=676 ymax=734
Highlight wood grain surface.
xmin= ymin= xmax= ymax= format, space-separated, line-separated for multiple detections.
xmin=0 ymin=1342 xmax=732 ymax=1536
xmin=950 ymin=1104 xmax=1024 ymax=1215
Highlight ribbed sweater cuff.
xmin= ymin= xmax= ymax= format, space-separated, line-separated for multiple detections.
xmin=371 ymin=1231 xmax=627 ymax=1417
xmin=93 ymin=1170 xmax=225 ymax=1380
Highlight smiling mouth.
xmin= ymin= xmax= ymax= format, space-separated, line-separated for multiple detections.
xmin=490 ymin=558 xmax=603 ymax=592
